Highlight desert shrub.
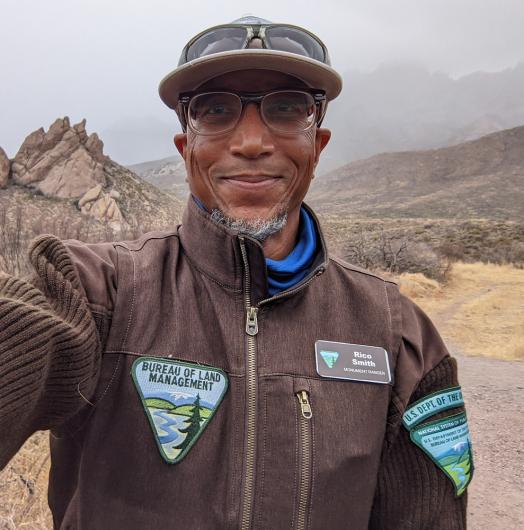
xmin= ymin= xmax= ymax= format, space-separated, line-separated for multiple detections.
xmin=398 ymin=241 xmax=451 ymax=281
xmin=0 ymin=204 xmax=159 ymax=277
xmin=502 ymin=241 xmax=524 ymax=269
xmin=342 ymin=229 xmax=451 ymax=281
xmin=0 ymin=206 xmax=26 ymax=275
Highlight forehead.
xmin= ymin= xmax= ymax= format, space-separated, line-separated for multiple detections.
xmin=196 ymin=69 xmax=310 ymax=92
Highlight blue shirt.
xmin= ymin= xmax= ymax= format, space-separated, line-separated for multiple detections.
xmin=266 ymin=207 xmax=318 ymax=296
xmin=192 ymin=196 xmax=319 ymax=296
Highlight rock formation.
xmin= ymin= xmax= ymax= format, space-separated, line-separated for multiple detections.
xmin=78 ymin=184 xmax=127 ymax=231
xmin=1 ymin=117 xmax=184 ymax=236
xmin=10 ymin=117 xmax=108 ymax=198
xmin=0 ymin=146 xmax=9 ymax=188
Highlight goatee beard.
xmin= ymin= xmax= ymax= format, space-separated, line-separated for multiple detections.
xmin=210 ymin=209 xmax=288 ymax=242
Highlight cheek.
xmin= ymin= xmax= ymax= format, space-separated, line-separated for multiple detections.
xmin=290 ymin=130 xmax=317 ymax=175
xmin=186 ymin=132 xmax=199 ymax=178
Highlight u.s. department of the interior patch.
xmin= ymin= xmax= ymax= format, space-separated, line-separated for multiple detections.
xmin=409 ymin=411 xmax=474 ymax=496
xmin=131 ymin=357 xmax=229 ymax=464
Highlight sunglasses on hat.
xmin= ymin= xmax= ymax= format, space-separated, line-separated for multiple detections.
xmin=179 ymin=18 xmax=330 ymax=67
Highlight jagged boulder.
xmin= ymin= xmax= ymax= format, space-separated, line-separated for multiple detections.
xmin=0 ymin=146 xmax=9 ymax=188
xmin=79 ymin=185 xmax=127 ymax=231
xmin=10 ymin=117 xmax=108 ymax=198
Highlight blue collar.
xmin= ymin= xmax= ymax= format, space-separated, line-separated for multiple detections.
xmin=265 ymin=207 xmax=318 ymax=296
xmin=191 ymin=196 xmax=319 ymax=296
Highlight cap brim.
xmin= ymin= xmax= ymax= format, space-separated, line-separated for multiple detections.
xmin=158 ymin=49 xmax=343 ymax=110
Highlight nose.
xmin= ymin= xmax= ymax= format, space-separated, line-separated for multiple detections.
xmin=228 ymin=103 xmax=275 ymax=159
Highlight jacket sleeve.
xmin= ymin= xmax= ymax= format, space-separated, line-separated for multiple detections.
xmin=0 ymin=235 xmax=114 ymax=469
xmin=369 ymin=295 xmax=469 ymax=529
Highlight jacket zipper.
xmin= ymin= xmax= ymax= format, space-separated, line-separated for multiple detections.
xmin=238 ymin=236 xmax=323 ymax=529
xmin=239 ymin=237 xmax=258 ymax=530
xmin=295 ymin=390 xmax=313 ymax=530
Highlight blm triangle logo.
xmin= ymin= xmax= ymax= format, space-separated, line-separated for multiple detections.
xmin=132 ymin=357 xmax=228 ymax=464
xmin=320 ymin=350 xmax=339 ymax=368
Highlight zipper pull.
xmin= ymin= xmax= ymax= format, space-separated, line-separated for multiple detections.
xmin=296 ymin=390 xmax=312 ymax=419
xmin=246 ymin=306 xmax=258 ymax=336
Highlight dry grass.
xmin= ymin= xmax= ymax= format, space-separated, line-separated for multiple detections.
xmin=0 ymin=432 xmax=52 ymax=529
xmin=399 ymin=262 xmax=524 ymax=360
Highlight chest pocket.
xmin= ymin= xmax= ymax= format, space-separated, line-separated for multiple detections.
xmin=254 ymin=373 xmax=391 ymax=530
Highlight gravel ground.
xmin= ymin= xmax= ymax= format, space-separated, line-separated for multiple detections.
xmin=454 ymin=353 xmax=524 ymax=529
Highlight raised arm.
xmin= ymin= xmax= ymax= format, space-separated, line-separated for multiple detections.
xmin=0 ymin=235 xmax=113 ymax=468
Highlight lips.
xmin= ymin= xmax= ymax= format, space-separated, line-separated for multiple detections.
xmin=219 ymin=174 xmax=282 ymax=189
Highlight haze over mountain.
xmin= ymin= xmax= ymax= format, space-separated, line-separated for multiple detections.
xmin=321 ymin=62 xmax=524 ymax=173
xmin=124 ymin=63 xmax=524 ymax=175
xmin=308 ymin=125 xmax=524 ymax=220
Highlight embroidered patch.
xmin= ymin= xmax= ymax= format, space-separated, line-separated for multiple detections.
xmin=403 ymin=386 xmax=464 ymax=428
xmin=131 ymin=357 xmax=229 ymax=464
xmin=410 ymin=412 xmax=474 ymax=496
xmin=320 ymin=350 xmax=339 ymax=368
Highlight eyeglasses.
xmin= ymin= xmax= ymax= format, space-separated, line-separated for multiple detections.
xmin=179 ymin=90 xmax=327 ymax=135
xmin=180 ymin=22 xmax=330 ymax=66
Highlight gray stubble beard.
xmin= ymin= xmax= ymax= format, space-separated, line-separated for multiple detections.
xmin=210 ymin=208 xmax=288 ymax=242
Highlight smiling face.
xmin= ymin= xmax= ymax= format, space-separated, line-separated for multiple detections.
xmin=174 ymin=70 xmax=331 ymax=229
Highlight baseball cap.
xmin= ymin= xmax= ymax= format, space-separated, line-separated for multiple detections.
xmin=158 ymin=16 xmax=343 ymax=111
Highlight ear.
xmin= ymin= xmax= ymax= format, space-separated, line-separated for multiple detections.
xmin=313 ymin=127 xmax=331 ymax=168
xmin=174 ymin=133 xmax=188 ymax=159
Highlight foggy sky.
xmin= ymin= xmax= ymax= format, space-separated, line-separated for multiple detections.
xmin=1 ymin=0 xmax=523 ymax=160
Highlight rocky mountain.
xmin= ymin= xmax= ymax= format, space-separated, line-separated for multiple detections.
xmin=308 ymin=125 xmax=524 ymax=220
xmin=0 ymin=117 xmax=184 ymax=239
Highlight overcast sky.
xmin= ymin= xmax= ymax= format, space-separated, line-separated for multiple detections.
xmin=1 ymin=0 xmax=523 ymax=159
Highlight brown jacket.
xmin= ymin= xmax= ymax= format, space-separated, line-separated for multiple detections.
xmin=0 ymin=199 xmax=468 ymax=529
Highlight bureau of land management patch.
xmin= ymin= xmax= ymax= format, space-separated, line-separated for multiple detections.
xmin=131 ymin=357 xmax=229 ymax=464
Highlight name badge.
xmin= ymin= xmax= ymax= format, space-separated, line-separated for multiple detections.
xmin=315 ymin=340 xmax=392 ymax=384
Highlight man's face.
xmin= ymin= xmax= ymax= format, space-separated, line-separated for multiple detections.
xmin=174 ymin=70 xmax=331 ymax=224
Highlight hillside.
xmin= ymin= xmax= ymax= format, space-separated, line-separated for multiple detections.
xmin=0 ymin=117 xmax=184 ymax=274
xmin=128 ymin=155 xmax=187 ymax=197
xmin=308 ymin=125 xmax=524 ymax=220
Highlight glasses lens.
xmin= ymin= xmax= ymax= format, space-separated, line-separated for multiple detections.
xmin=262 ymin=91 xmax=316 ymax=132
xmin=188 ymin=92 xmax=241 ymax=134
xmin=187 ymin=28 xmax=248 ymax=61
xmin=265 ymin=27 xmax=325 ymax=62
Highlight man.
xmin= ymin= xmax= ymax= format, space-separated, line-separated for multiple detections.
xmin=0 ymin=16 xmax=472 ymax=529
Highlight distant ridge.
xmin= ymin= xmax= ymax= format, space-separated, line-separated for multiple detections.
xmin=128 ymin=155 xmax=187 ymax=198
xmin=308 ymin=125 xmax=524 ymax=220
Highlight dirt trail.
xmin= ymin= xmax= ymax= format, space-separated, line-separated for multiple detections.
xmin=398 ymin=263 xmax=524 ymax=528
xmin=454 ymin=353 xmax=524 ymax=529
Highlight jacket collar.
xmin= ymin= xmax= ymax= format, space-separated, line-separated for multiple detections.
xmin=177 ymin=197 xmax=329 ymax=304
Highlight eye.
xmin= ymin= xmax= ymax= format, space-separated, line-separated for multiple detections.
xmin=267 ymin=100 xmax=303 ymax=115
xmin=190 ymin=93 xmax=239 ymax=123
xmin=276 ymin=102 xmax=300 ymax=113
xmin=207 ymin=104 xmax=230 ymax=115
xmin=263 ymin=92 xmax=314 ymax=121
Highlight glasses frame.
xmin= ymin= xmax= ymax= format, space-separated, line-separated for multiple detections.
xmin=181 ymin=23 xmax=329 ymax=64
xmin=178 ymin=89 xmax=327 ymax=136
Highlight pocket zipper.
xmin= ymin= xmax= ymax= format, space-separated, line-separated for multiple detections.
xmin=295 ymin=390 xmax=313 ymax=530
